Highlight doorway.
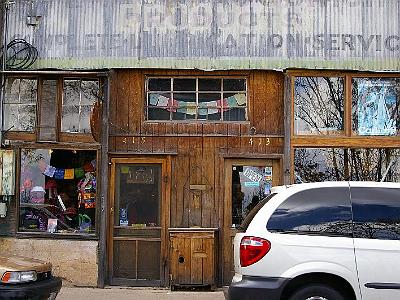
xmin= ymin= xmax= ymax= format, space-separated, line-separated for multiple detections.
xmin=223 ymin=158 xmax=282 ymax=284
xmin=108 ymin=157 xmax=170 ymax=286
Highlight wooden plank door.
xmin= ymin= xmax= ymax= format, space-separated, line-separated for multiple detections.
xmin=222 ymin=158 xmax=282 ymax=284
xmin=108 ymin=157 xmax=170 ymax=286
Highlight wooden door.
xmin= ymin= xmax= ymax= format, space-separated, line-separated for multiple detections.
xmin=109 ymin=157 xmax=170 ymax=286
xmin=222 ymin=158 xmax=282 ymax=284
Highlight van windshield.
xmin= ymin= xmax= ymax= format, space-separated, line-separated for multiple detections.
xmin=238 ymin=193 xmax=276 ymax=231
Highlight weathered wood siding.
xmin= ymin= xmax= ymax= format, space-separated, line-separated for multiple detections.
xmin=109 ymin=69 xmax=284 ymax=284
xmin=109 ymin=69 xmax=284 ymax=227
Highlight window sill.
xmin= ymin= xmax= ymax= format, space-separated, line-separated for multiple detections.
xmin=16 ymin=231 xmax=98 ymax=240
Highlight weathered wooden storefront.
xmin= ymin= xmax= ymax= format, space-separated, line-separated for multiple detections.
xmin=107 ymin=69 xmax=284 ymax=286
xmin=0 ymin=0 xmax=399 ymax=290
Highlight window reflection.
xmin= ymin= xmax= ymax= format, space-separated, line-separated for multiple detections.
xmin=294 ymin=77 xmax=344 ymax=135
xmin=352 ymin=187 xmax=400 ymax=240
xmin=4 ymin=78 xmax=37 ymax=132
xmin=267 ymin=188 xmax=352 ymax=237
xmin=294 ymin=148 xmax=400 ymax=183
xmin=232 ymin=166 xmax=273 ymax=228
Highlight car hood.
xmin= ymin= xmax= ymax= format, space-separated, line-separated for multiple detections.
xmin=0 ymin=255 xmax=52 ymax=275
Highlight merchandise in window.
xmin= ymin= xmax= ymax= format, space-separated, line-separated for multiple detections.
xmin=294 ymin=77 xmax=344 ymax=135
xmin=352 ymin=78 xmax=400 ymax=136
xmin=294 ymin=148 xmax=400 ymax=183
xmin=62 ymin=79 xmax=100 ymax=133
xmin=146 ymin=77 xmax=247 ymax=121
xmin=4 ymin=78 xmax=37 ymax=132
xmin=19 ymin=149 xmax=97 ymax=234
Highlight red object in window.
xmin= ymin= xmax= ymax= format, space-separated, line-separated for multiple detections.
xmin=240 ymin=236 xmax=271 ymax=267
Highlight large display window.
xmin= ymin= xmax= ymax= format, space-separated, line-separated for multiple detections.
xmin=19 ymin=149 xmax=97 ymax=234
xmin=294 ymin=148 xmax=400 ymax=183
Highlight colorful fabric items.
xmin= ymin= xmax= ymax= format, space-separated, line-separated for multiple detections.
xmin=40 ymin=161 xmax=96 ymax=180
xmin=149 ymin=93 xmax=246 ymax=115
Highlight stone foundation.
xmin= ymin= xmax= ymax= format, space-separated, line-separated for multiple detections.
xmin=0 ymin=237 xmax=98 ymax=287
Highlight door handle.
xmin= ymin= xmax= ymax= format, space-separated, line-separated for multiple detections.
xmin=110 ymin=207 xmax=114 ymax=215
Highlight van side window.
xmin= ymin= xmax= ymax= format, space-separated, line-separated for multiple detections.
xmin=351 ymin=187 xmax=400 ymax=240
xmin=267 ymin=187 xmax=352 ymax=237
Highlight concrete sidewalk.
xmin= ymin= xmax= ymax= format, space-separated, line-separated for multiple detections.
xmin=57 ymin=287 xmax=226 ymax=300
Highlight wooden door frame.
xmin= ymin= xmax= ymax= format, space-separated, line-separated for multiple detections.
xmin=108 ymin=156 xmax=171 ymax=286
xmin=222 ymin=155 xmax=283 ymax=284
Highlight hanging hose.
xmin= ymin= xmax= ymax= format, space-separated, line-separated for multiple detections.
xmin=0 ymin=39 xmax=38 ymax=70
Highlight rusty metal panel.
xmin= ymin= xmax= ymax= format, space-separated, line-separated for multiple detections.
xmin=4 ymin=0 xmax=400 ymax=71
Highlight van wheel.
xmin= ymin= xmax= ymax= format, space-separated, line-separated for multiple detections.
xmin=289 ymin=284 xmax=345 ymax=300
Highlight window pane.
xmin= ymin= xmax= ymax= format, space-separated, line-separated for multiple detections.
xmin=61 ymin=106 xmax=79 ymax=133
xmin=223 ymin=79 xmax=246 ymax=91
xmin=4 ymin=78 xmax=37 ymax=132
xmin=294 ymin=148 xmax=400 ymax=183
xmin=223 ymin=108 xmax=246 ymax=121
xmin=62 ymin=79 xmax=99 ymax=133
xmin=267 ymin=187 xmax=352 ymax=237
xmin=173 ymin=78 xmax=196 ymax=91
xmin=148 ymin=78 xmax=170 ymax=91
xmin=148 ymin=108 xmax=170 ymax=120
xmin=114 ymin=164 xmax=161 ymax=226
xmin=232 ymin=166 xmax=274 ymax=228
xmin=4 ymin=104 xmax=36 ymax=132
xmin=79 ymin=105 xmax=92 ymax=133
xmin=352 ymin=187 xmax=400 ymax=240
xmin=5 ymin=78 xmax=21 ymax=103
xmin=173 ymin=93 xmax=196 ymax=120
xmin=63 ymin=80 xmax=80 ymax=106
xmin=352 ymin=78 xmax=400 ymax=136
xmin=19 ymin=79 xmax=37 ymax=104
xmin=294 ymin=77 xmax=344 ymax=135
xmin=19 ymin=149 xmax=97 ymax=234
xmin=199 ymin=79 xmax=221 ymax=91
xmin=81 ymin=80 xmax=99 ymax=105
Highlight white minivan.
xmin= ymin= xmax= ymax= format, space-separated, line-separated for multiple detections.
xmin=227 ymin=181 xmax=400 ymax=300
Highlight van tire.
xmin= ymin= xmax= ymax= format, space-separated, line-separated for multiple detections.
xmin=289 ymin=284 xmax=345 ymax=300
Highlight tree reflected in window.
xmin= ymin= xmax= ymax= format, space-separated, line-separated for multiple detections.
xmin=294 ymin=77 xmax=344 ymax=135
xmin=294 ymin=148 xmax=400 ymax=183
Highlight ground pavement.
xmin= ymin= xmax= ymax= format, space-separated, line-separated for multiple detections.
xmin=57 ymin=287 xmax=226 ymax=300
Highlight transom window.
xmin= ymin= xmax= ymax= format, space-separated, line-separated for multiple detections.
xmin=4 ymin=78 xmax=37 ymax=132
xmin=145 ymin=77 xmax=248 ymax=121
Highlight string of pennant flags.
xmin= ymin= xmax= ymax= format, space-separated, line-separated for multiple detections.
xmin=38 ymin=159 xmax=96 ymax=180
xmin=149 ymin=93 xmax=246 ymax=115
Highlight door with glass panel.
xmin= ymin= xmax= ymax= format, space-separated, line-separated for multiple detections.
xmin=109 ymin=158 xmax=168 ymax=286
xmin=223 ymin=158 xmax=281 ymax=284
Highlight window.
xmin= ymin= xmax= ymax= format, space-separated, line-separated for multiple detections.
xmin=146 ymin=77 xmax=247 ymax=121
xmin=352 ymin=187 xmax=400 ymax=240
xmin=294 ymin=148 xmax=400 ymax=183
xmin=267 ymin=187 xmax=352 ymax=237
xmin=231 ymin=165 xmax=274 ymax=228
xmin=62 ymin=79 xmax=100 ymax=133
xmin=19 ymin=149 xmax=97 ymax=234
xmin=352 ymin=78 xmax=400 ymax=136
xmin=294 ymin=77 xmax=344 ymax=135
xmin=4 ymin=78 xmax=37 ymax=132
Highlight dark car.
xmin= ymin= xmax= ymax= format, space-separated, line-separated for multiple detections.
xmin=0 ymin=255 xmax=62 ymax=300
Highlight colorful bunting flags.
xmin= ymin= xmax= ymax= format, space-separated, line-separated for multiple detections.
xmin=40 ymin=161 xmax=96 ymax=180
xmin=149 ymin=93 xmax=246 ymax=115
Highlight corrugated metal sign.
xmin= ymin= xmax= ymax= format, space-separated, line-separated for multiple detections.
xmin=5 ymin=0 xmax=400 ymax=71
